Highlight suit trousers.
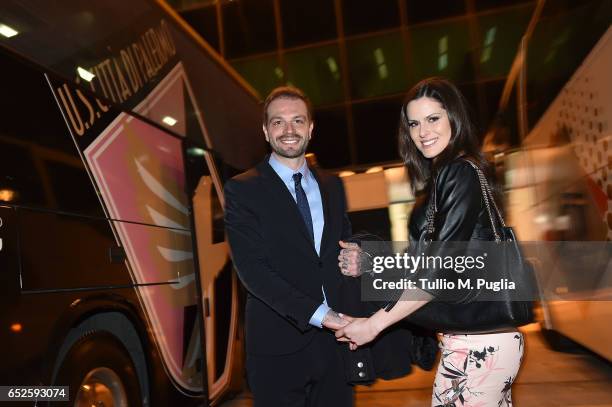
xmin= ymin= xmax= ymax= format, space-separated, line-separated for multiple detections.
xmin=246 ymin=330 xmax=353 ymax=407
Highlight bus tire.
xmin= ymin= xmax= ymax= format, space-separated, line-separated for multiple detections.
xmin=540 ymin=327 xmax=585 ymax=354
xmin=51 ymin=313 xmax=149 ymax=406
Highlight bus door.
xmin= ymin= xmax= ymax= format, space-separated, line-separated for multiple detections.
xmin=184 ymin=142 xmax=243 ymax=401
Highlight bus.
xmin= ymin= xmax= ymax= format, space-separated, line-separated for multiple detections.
xmin=0 ymin=0 xmax=261 ymax=405
xmin=499 ymin=20 xmax=612 ymax=360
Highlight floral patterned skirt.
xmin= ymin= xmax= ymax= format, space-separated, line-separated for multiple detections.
xmin=432 ymin=332 xmax=524 ymax=407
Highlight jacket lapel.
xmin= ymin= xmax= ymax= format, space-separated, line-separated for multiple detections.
xmin=257 ymin=159 xmax=318 ymax=255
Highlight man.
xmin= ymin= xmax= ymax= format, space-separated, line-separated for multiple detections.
xmin=224 ymin=86 xmax=355 ymax=406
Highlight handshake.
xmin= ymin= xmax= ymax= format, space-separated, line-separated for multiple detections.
xmin=322 ymin=309 xmax=354 ymax=331
xmin=323 ymin=309 xmax=381 ymax=351
xmin=320 ymin=240 xmax=382 ymax=350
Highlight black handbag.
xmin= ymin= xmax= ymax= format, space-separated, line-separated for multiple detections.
xmin=407 ymin=159 xmax=535 ymax=333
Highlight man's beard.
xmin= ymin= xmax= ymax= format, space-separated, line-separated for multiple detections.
xmin=270 ymin=134 xmax=309 ymax=158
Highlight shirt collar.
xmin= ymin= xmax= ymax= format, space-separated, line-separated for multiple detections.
xmin=268 ymin=154 xmax=310 ymax=185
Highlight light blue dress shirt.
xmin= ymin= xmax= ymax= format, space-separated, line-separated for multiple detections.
xmin=268 ymin=155 xmax=329 ymax=328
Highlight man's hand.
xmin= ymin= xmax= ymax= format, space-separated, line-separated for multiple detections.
xmin=338 ymin=241 xmax=364 ymax=277
xmin=322 ymin=310 xmax=354 ymax=331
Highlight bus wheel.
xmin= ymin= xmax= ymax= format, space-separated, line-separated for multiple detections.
xmin=54 ymin=331 xmax=142 ymax=406
xmin=540 ymin=327 xmax=585 ymax=354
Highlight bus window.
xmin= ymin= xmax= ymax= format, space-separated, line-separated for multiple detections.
xmin=0 ymin=143 xmax=45 ymax=207
xmin=0 ymin=49 xmax=103 ymax=215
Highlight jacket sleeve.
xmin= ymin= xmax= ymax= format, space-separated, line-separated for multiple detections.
xmin=224 ymin=179 xmax=320 ymax=332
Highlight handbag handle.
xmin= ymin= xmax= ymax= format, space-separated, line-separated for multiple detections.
xmin=425 ymin=159 xmax=506 ymax=243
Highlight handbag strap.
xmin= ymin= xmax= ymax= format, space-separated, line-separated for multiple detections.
xmin=425 ymin=159 xmax=506 ymax=243
xmin=424 ymin=179 xmax=437 ymax=239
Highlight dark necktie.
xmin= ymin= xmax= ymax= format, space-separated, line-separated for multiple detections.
xmin=293 ymin=172 xmax=314 ymax=244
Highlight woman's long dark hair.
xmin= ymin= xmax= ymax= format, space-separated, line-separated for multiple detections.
xmin=398 ymin=77 xmax=490 ymax=192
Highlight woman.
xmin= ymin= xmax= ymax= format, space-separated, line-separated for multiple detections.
xmin=336 ymin=77 xmax=524 ymax=406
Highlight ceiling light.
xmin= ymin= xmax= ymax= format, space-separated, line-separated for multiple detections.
xmin=187 ymin=147 xmax=205 ymax=156
xmin=326 ymin=57 xmax=338 ymax=73
xmin=438 ymin=36 xmax=448 ymax=54
xmin=373 ymin=49 xmax=388 ymax=79
xmin=326 ymin=57 xmax=340 ymax=80
xmin=374 ymin=48 xmax=385 ymax=65
xmin=485 ymin=27 xmax=497 ymax=46
xmin=438 ymin=36 xmax=449 ymax=71
xmin=480 ymin=48 xmax=492 ymax=63
xmin=481 ymin=27 xmax=497 ymax=63
xmin=378 ymin=65 xmax=388 ymax=79
xmin=0 ymin=24 xmax=18 ymax=38
xmin=162 ymin=116 xmax=177 ymax=126
xmin=77 ymin=67 xmax=95 ymax=82
xmin=438 ymin=54 xmax=448 ymax=71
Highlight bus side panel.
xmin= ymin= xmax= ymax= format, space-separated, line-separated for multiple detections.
xmin=511 ymin=27 xmax=612 ymax=360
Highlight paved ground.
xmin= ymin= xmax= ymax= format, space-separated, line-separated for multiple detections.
xmin=220 ymin=324 xmax=612 ymax=407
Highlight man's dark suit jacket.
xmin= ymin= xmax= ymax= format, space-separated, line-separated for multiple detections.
xmin=224 ymin=158 xmax=351 ymax=356
xmin=224 ymin=158 xmax=420 ymax=381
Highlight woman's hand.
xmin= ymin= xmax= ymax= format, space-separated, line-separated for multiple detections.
xmin=335 ymin=317 xmax=382 ymax=350
xmin=338 ymin=241 xmax=362 ymax=277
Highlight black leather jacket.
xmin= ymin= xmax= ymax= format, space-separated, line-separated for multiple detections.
xmin=409 ymin=158 xmax=496 ymax=244
xmin=367 ymin=157 xmax=501 ymax=309
xmin=406 ymin=158 xmax=498 ymax=302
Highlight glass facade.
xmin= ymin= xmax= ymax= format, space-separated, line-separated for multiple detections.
xmin=342 ymin=0 xmax=400 ymax=36
xmin=285 ymin=44 xmax=344 ymax=105
xmin=407 ymin=18 xmax=473 ymax=84
xmin=280 ymin=0 xmax=338 ymax=47
xmin=347 ymin=31 xmax=408 ymax=99
xmin=476 ymin=8 xmax=532 ymax=79
xmin=230 ymin=54 xmax=282 ymax=98
xmin=170 ymin=0 xmax=608 ymax=167
xmin=222 ymin=0 xmax=277 ymax=58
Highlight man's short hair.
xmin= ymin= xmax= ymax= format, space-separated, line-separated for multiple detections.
xmin=263 ymin=86 xmax=313 ymax=125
